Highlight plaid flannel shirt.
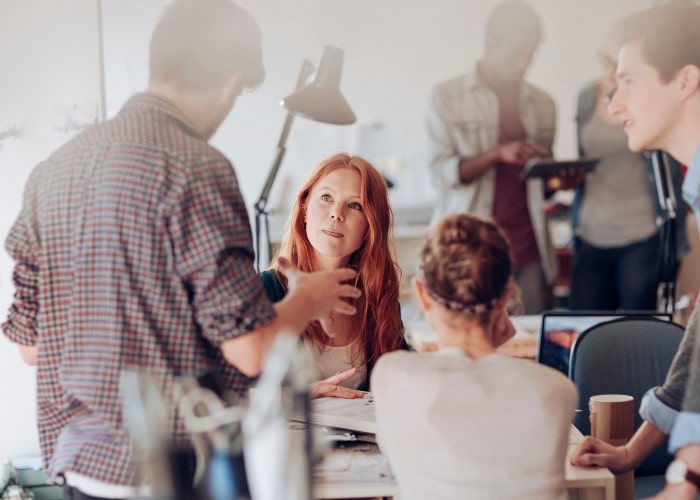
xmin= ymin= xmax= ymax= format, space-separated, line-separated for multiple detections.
xmin=2 ymin=93 xmax=275 ymax=485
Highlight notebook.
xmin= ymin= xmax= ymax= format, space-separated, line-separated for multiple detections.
xmin=536 ymin=311 xmax=672 ymax=376
xmin=303 ymin=394 xmax=377 ymax=434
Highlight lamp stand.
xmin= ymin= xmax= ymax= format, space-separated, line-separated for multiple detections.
xmin=651 ymin=151 xmax=678 ymax=315
xmin=254 ymin=60 xmax=315 ymax=272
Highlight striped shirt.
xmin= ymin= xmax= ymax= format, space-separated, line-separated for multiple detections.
xmin=2 ymin=93 xmax=275 ymax=486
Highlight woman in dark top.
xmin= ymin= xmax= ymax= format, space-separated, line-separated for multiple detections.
xmin=261 ymin=153 xmax=405 ymax=398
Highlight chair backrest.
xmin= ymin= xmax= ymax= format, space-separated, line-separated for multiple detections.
xmin=568 ymin=317 xmax=684 ymax=477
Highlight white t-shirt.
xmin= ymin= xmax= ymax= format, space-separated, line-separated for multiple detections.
xmin=303 ymin=336 xmax=366 ymax=389
xmin=371 ymin=348 xmax=578 ymax=500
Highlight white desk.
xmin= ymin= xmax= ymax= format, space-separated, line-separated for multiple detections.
xmin=313 ymin=424 xmax=615 ymax=500
xmin=314 ymin=442 xmax=396 ymax=499
xmin=566 ymin=426 xmax=616 ymax=500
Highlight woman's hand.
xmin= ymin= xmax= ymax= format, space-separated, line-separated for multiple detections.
xmin=278 ymin=256 xmax=361 ymax=324
xmin=569 ymin=436 xmax=633 ymax=474
xmin=309 ymin=367 xmax=366 ymax=399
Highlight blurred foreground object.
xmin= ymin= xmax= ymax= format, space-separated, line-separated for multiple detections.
xmin=243 ymin=333 xmax=314 ymax=500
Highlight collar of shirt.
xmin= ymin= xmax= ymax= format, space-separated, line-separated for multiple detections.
xmin=124 ymin=92 xmax=203 ymax=140
xmin=435 ymin=346 xmax=466 ymax=358
xmin=469 ymin=62 xmax=535 ymax=103
xmin=682 ymin=143 xmax=700 ymax=215
xmin=435 ymin=346 xmax=501 ymax=362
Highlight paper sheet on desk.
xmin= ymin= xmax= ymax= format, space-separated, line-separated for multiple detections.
xmin=316 ymin=426 xmax=377 ymax=444
xmin=307 ymin=395 xmax=377 ymax=434
xmin=317 ymin=447 xmax=356 ymax=473
xmin=315 ymin=444 xmax=393 ymax=480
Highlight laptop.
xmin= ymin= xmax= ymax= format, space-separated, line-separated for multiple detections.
xmin=536 ymin=311 xmax=672 ymax=377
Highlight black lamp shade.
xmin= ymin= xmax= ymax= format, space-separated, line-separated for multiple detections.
xmin=280 ymin=46 xmax=356 ymax=125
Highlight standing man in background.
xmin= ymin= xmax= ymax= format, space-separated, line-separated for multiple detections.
xmin=1 ymin=0 xmax=360 ymax=498
xmin=426 ymin=0 xmax=556 ymax=314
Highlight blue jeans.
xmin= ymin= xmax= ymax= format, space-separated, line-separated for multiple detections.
xmin=569 ymin=233 xmax=661 ymax=311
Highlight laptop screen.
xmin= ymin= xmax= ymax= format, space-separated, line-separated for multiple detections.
xmin=536 ymin=311 xmax=672 ymax=376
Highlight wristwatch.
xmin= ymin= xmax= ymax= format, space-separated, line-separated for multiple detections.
xmin=666 ymin=459 xmax=700 ymax=488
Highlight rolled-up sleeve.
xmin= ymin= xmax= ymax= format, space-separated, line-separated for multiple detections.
xmin=426 ymin=85 xmax=463 ymax=189
xmin=169 ymin=156 xmax=275 ymax=346
xmin=640 ymin=387 xmax=679 ymax=434
xmin=2 ymin=180 xmax=40 ymax=346
xmin=669 ymin=412 xmax=700 ymax=453
xmin=654 ymin=308 xmax=698 ymax=411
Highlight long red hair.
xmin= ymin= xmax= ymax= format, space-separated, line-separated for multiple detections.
xmin=270 ymin=153 xmax=403 ymax=369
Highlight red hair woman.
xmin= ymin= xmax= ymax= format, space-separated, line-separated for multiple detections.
xmin=260 ymin=153 xmax=405 ymax=398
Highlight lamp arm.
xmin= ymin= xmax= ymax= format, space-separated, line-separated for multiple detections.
xmin=255 ymin=59 xmax=315 ymax=213
xmin=254 ymin=59 xmax=315 ymax=271
xmin=254 ymin=114 xmax=294 ymax=215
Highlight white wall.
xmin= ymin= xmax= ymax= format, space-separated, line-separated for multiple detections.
xmin=0 ymin=0 xmax=651 ymax=460
xmin=0 ymin=1 xmax=101 ymax=458
xmin=102 ymin=0 xmax=648 ymax=214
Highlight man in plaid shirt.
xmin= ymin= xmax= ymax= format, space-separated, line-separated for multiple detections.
xmin=1 ymin=1 xmax=361 ymax=498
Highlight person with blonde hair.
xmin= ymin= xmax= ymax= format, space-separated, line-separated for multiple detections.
xmin=372 ymin=213 xmax=577 ymax=499
xmin=260 ymin=153 xmax=405 ymax=398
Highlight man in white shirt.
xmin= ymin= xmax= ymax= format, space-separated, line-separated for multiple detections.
xmin=426 ymin=0 xmax=556 ymax=314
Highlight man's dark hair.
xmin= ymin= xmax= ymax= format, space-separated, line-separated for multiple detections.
xmin=485 ymin=0 xmax=542 ymax=49
xmin=149 ymin=0 xmax=265 ymax=91
xmin=620 ymin=4 xmax=700 ymax=83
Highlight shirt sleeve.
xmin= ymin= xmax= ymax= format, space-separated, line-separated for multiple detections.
xmin=169 ymin=155 xmax=275 ymax=346
xmin=426 ymin=84 xmax=463 ymax=190
xmin=669 ymin=412 xmax=700 ymax=453
xmin=668 ymin=298 xmax=700 ymax=451
xmin=640 ymin=387 xmax=679 ymax=434
xmin=654 ymin=307 xmax=698 ymax=412
xmin=2 ymin=175 xmax=40 ymax=346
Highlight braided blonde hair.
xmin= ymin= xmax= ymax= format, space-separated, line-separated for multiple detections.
xmin=419 ymin=214 xmax=512 ymax=326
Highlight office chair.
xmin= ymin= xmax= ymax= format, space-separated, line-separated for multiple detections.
xmin=568 ymin=316 xmax=685 ymax=497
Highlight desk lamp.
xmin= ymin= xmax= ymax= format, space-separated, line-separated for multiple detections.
xmin=254 ymin=46 xmax=356 ymax=271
